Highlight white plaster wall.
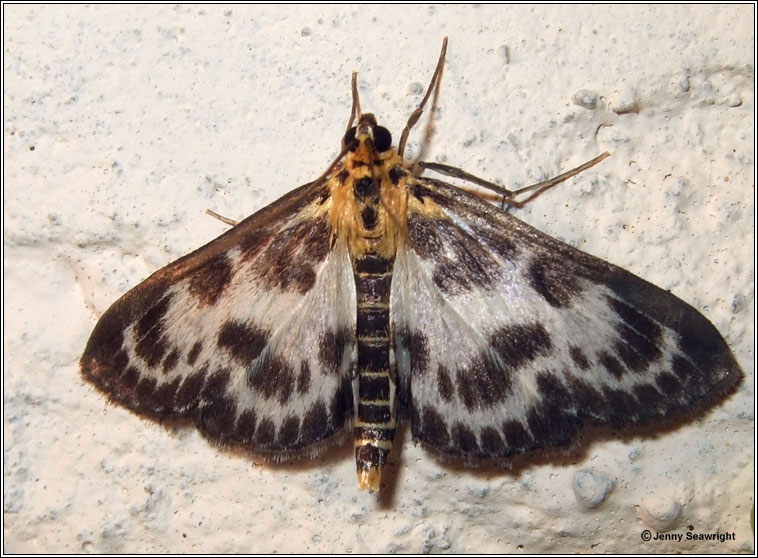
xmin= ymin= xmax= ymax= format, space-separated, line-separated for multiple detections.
xmin=3 ymin=4 xmax=754 ymax=553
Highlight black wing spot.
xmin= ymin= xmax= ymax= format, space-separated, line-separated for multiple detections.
xmin=417 ymin=218 xmax=502 ymax=295
xmin=111 ymin=349 xmax=129 ymax=376
xmin=633 ymin=384 xmax=667 ymax=417
xmin=528 ymin=256 xmax=582 ymax=308
xmin=407 ymin=215 xmax=444 ymax=260
xmin=598 ymin=351 xmax=625 ymax=380
xmin=218 ymin=320 xmax=268 ymax=366
xmin=418 ymin=406 xmax=449 ymax=449
xmin=188 ymin=253 xmax=233 ymax=307
xmin=436 ymin=365 xmax=454 ymax=401
xmin=479 ymin=426 xmax=506 ymax=456
xmin=248 ymin=353 xmax=295 ymax=405
xmin=257 ymin=216 xmax=330 ymax=295
xmin=152 ymin=377 xmax=181 ymax=412
xmin=607 ymin=296 xmax=662 ymax=342
xmin=567 ymin=377 xmax=608 ymax=419
xmin=278 ymin=416 xmax=301 ymax=449
xmin=491 ymin=323 xmax=552 ymax=370
xmin=656 ymin=371 xmax=683 ymax=398
xmin=536 ymin=371 xmax=573 ymax=408
xmin=239 ymin=230 xmax=270 ymax=262
xmin=451 ymin=422 xmax=479 ymax=455
xmin=671 ymin=354 xmax=707 ymax=397
xmin=569 ymin=345 xmax=591 ymax=371
xmin=135 ymin=377 xmax=157 ymax=406
xmin=134 ymin=295 xmax=173 ymax=368
xmin=526 ymin=402 xmax=578 ymax=449
xmin=254 ymin=417 xmax=276 ymax=448
xmin=162 ymin=348 xmax=180 ymax=374
xmin=455 ymin=353 xmax=511 ymax=410
xmin=175 ymin=367 xmax=207 ymax=409
xmin=235 ymin=409 xmax=257 ymax=442
xmin=502 ymin=420 xmax=530 ymax=452
xmin=601 ymin=387 xmax=639 ymax=428
xmin=613 ymin=323 xmax=662 ymax=372
xmin=121 ymin=366 xmax=140 ymax=390
xmin=301 ymin=401 xmax=329 ymax=444
xmin=201 ymin=367 xmax=231 ymax=400
xmin=318 ymin=327 xmax=351 ymax=375
xmin=296 ymin=361 xmax=311 ymax=394
xmin=186 ymin=341 xmax=203 ymax=366
xmin=471 ymin=223 xmax=518 ymax=263
xmin=201 ymin=395 xmax=238 ymax=439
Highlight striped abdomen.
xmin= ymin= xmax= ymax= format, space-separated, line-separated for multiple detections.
xmin=352 ymin=253 xmax=396 ymax=492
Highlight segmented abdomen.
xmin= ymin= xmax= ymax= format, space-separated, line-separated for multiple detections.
xmin=352 ymin=253 xmax=396 ymax=491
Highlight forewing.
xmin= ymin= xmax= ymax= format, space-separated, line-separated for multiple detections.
xmin=81 ymin=181 xmax=357 ymax=457
xmin=393 ymin=176 xmax=742 ymax=460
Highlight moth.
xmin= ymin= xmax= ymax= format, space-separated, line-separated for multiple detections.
xmin=81 ymin=39 xmax=742 ymax=492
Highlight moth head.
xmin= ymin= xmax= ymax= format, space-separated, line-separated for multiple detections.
xmin=342 ymin=113 xmax=393 ymax=153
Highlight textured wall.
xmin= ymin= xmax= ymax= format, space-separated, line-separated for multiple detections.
xmin=4 ymin=4 xmax=753 ymax=553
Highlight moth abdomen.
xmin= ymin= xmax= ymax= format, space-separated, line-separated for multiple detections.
xmin=352 ymin=254 xmax=396 ymax=492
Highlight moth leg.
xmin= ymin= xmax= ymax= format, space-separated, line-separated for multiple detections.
xmin=398 ymin=37 xmax=448 ymax=158
xmin=505 ymin=151 xmax=610 ymax=208
xmin=417 ymin=151 xmax=610 ymax=209
xmin=205 ymin=208 xmax=239 ymax=227
xmin=415 ymin=161 xmax=516 ymax=197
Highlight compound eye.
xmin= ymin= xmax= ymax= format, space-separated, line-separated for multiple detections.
xmin=373 ymin=126 xmax=392 ymax=152
xmin=342 ymin=127 xmax=358 ymax=151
